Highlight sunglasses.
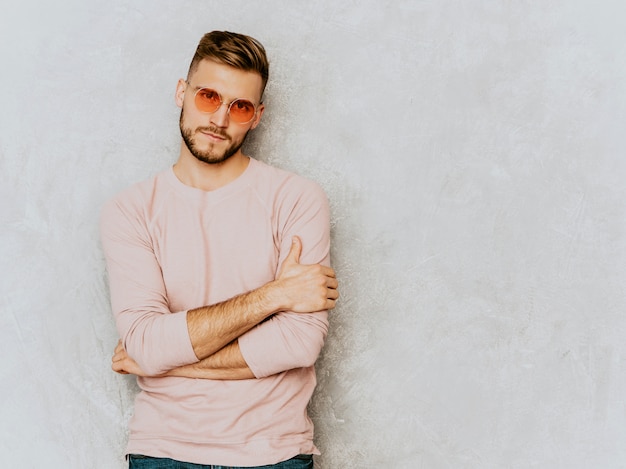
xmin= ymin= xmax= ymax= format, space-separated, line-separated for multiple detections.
xmin=190 ymin=85 xmax=259 ymax=124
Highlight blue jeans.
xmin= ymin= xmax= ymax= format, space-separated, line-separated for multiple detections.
xmin=128 ymin=454 xmax=314 ymax=469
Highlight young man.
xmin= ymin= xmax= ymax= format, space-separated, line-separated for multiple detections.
xmin=101 ymin=31 xmax=338 ymax=468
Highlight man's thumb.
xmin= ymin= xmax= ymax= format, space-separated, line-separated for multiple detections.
xmin=284 ymin=236 xmax=302 ymax=265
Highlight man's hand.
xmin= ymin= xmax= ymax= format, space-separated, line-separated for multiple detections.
xmin=112 ymin=340 xmax=154 ymax=377
xmin=274 ymin=236 xmax=339 ymax=313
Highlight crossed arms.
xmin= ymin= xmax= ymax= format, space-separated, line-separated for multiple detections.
xmin=111 ymin=236 xmax=338 ymax=380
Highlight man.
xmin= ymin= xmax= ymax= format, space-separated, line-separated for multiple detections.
xmin=101 ymin=31 xmax=338 ymax=468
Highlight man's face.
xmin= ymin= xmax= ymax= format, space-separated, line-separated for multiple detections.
xmin=177 ymin=59 xmax=264 ymax=165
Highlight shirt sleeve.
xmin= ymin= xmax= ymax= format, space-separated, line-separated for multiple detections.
xmin=238 ymin=179 xmax=331 ymax=378
xmin=100 ymin=194 xmax=198 ymax=376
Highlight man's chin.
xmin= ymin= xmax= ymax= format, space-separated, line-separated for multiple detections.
xmin=188 ymin=140 xmax=234 ymax=165
xmin=192 ymin=151 xmax=232 ymax=165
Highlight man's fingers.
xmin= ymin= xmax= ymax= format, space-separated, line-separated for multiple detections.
xmin=327 ymin=287 xmax=339 ymax=300
xmin=111 ymin=358 xmax=129 ymax=374
xmin=112 ymin=350 xmax=124 ymax=363
xmin=326 ymin=277 xmax=339 ymax=290
xmin=112 ymin=341 xmax=127 ymax=364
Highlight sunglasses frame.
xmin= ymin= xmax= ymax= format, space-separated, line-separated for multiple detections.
xmin=188 ymin=83 xmax=260 ymax=125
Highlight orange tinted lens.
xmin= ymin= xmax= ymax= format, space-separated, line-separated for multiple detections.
xmin=195 ymin=88 xmax=221 ymax=113
xmin=229 ymin=99 xmax=256 ymax=123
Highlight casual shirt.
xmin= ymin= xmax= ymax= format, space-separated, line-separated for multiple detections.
xmin=101 ymin=157 xmax=330 ymax=466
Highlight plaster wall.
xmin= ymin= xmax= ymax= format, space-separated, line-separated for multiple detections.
xmin=1 ymin=1 xmax=626 ymax=467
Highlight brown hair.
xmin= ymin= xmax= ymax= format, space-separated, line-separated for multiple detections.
xmin=187 ymin=31 xmax=269 ymax=96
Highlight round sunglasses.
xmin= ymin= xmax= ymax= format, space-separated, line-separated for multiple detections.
xmin=190 ymin=85 xmax=259 ymax=125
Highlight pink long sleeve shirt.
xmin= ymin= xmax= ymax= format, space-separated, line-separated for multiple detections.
xmin=100 ymin=157 xmax=330 ymax=466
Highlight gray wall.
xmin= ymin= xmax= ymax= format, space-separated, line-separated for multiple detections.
xmin=2 ymin=1 xmax=625 ymax=467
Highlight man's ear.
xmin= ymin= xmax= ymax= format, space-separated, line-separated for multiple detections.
xmin=250 ymin=103 xmax=265 ymax=130
xmin=175 ymin=79 xmax=187 ymax=108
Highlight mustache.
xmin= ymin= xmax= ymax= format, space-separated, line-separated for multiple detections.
xmin=197 ymin=126 xmax=230 ymax=140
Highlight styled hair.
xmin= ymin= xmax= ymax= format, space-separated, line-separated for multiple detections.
xmin=187 ymin=31 xmax=269 ymax=96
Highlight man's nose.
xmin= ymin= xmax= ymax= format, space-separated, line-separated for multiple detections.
xmin=210 ymin=102 xmax=230 ymax=128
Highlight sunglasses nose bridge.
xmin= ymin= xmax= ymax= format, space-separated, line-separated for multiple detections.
xmin=210 ymin=100 xmax=231 ymax=126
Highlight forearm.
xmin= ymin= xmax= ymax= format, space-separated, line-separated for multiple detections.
xmin=113 ymin=339 xmax=254 ymax=380
xmin=186 ymin=243 xmax=336 ymax=362
xmin=186 ymin=282 xmax=283 ymax=361
xmin=115 ymin=283 xmax=281 ymax=376
xmin=165 ymin=340 xmax=254 ymax=380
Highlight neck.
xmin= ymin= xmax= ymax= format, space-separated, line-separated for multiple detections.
xmin=173 ymin=143 xmax=250 ymax=191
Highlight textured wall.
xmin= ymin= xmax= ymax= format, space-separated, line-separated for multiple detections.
xmin=2 ymin=1 xmax=626 ymax=467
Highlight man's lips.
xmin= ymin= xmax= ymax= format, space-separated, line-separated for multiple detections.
xmin=198 ymin=127 xmax=229 ymax=142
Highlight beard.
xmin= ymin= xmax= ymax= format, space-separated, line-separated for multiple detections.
xmin=179 ymin=108 xmax=249 ymax=165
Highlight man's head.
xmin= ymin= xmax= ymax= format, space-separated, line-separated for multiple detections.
xmin=177 ymin=31 xmax=269 ymax=166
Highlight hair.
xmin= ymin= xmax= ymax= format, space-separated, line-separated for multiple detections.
xmin=187 ymin=31 xmax=269 ymax=97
